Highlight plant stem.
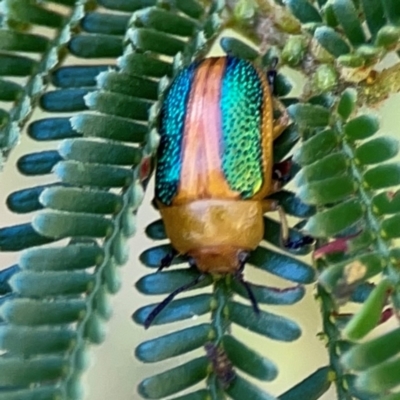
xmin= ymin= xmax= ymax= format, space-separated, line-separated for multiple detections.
xmin=316 ymin=280 xmax=353 ymax=400
xmin=207 ymin=276 xmax=233 ymax=400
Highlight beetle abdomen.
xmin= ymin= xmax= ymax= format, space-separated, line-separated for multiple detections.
xmin=155 ymin=56 xmax=273 ymax=206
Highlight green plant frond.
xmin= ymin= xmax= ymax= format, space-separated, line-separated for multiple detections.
xmin=0 ymin=0 xmax=85 ymax=167
xmin=278 ymin=366 xmax=332 ymax=400
xmin=0 ymin=0 xmax=221 ymax=398
xmin=253 ymin=0 xmax=400 ymax=100
xmin=290 ymin=82 xmax=400 ymax=399
xmin=2 ymin=1 xmax=400 ymax=399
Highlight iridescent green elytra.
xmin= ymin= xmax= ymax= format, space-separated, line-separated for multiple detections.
xmin=156 ymin=56 xmax=273 ymax=206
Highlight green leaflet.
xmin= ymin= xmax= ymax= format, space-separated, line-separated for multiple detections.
xmin=70 ymin=34 xmax=123 ymax=58
xmin=293 ymin=129 xmax=338 ymax=166
xmin=33 ymin=211 xmax=114 ymax=240
xmin=93 ymin=286 xmax=113 ymax=320
xmin=0 ymin=298 xmax=86 ymax=325
xmin=337 ymin=88 xmax=357 ymax=120
xmin=298 ymin=175 xmax=356 ymax=205
xmin=279 ymin=367 xmax=331 ymax=400
xmin=344 ymin=115 xmax=380 ymax=140
xmin=0 ymin=325 xmax=76 ymax=356
xmin=231 ymin=280 xmax=305 ymax=305
xmin=381 ymin=393 xmax=400 ymax=400
xmin=0 ymin=356 xmax=68 ymax=386
xmin=136 ymin=269 xmax=212 ymax=295
xmin=287 ymin=103 xmax=331 ymax=128
xmin=53 ymin=161 xmax=133 ymax=187
xmin=129 ymin=28 xmax=186 ymax=56
xmin=267 ymin=190 xmax=315 ymax=218
xmin=10 ymin=270 xmax=94 ymax=297
xmin=274 ymin=74 xmax=293 ymax=97
xmin=0 ymin=79 xmax=23 ymax=101
xmin=40 ymin=186 xmax=124 ymax=214
xmin=294 ymin=152 xmax=348 ymax=185
xmin=135 ymin=7 xmax=199 ymax=37
xmin=376 ymin=25 xmax=400 ymax=48
xmin=356 ymin=357 xmax=400 ymax=393
xmin=228 ymin=302 xmax=301 ymax=342
xmin=314 ymin=26 xmax=351 ymax=57
xmin=140 ymin=244 xmax=187 ymax=268
xmin=97 ymin=71 xmax=159 ymax=100
xmin=220 ymin=36 xmax=259 ymax=60
xmin=225 ymin=374 xmax=277 ymax=400
xmin=170 ymin=390 xmax=211 ymax=400
xmin=319 ymin=252 xmax=384 ymax=292
xmin=0 ymin=386 xmax=62 ymax=400
xmin=136 ymin=324 xmax=212 ymax=362
xmin=138 ymin=357 xmax=209 ymax=399
xmin=20 ymin=244 xmax=103 ymax=271
xmin=343 ymin=279 xmax=392 ymax=340
xmin=273 ymin=124 xmax=300 ymax=163
xmin=133 ymin=294 xmax=212 ymax=326
xmin=342 ymin=326 xmax=400 ymax=371
xmin=361 ymin=0 xmax=386 ymax=36
xmin=282 ymin=36 xmax=308 ymax=67
xmin=222 ymin=335 xmax=278 ymax=381
xmin=382 ymin=0 xmax=400 ymax=25
xmin=364 ymin=163 xmax=400 ymax=190
xmin=0 ymin=30 xmax=49 ymax=52
xmin=286 ymin=0 xmax=322 ymax=23
xmin=86 ymin=90 xmax=150 ymax=121
xmin=249 ymin=246 xmax=315 ymax=283
xmin=304 ymin=198 xmax=364 ymax=237
xmin=332 ymin=0 xmax=366 ymax=45
xmin=71 ymin=113 xmax=148 ymax=142
xmin=381 ymin=214 xmax=400 ymax=239
xmin=355 ymin=137 xmax=399 ymax=165
xmin=145 ymin=219 xmax=167 ymax=240
xmin=117 ymin=53 xmax=172 ymax=78
xmin=84 ymin=312 xmax=107 ymax=344
xmin=372 ymin=191 xmax=400 ymax=215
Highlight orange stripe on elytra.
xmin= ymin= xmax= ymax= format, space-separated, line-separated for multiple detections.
xmin=173 ymin=57 xmax=239 ymax=204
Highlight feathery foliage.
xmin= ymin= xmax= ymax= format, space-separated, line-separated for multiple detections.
xmin=1 ymin=0 xmax=400 ymax=399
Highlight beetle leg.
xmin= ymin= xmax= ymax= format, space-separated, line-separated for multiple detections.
xmin=276 ymin=206 xmax=315 ymax=250
xmin=264 ymin=158 xmax=294 ymax=196
xmin=272 ymin=157 xmax=293 ymax=185
xmin=284 ymin=234 xmax=315 ymax=251
xmin=266 ymin=57 xmax=279 ymax=94
xmin=267 ymin=57 xmax=290 ymax=139
xmin=261 ymin=199 xmax=279 ymax=213
xmin=272 ymin=97 xmax=290 ymax=139
xmin=277 ymin=206 xmax=290 ymax=245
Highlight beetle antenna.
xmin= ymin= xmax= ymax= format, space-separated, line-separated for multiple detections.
xmin=235 ymin=252 xmax=260 ymax=315
xmin=157 ymin=247 xmax=179 ymax=272
xmin=144 ymin=273 xmax=206 ymax=329
xmin=237 ymin=276 xmax=260 ymax=315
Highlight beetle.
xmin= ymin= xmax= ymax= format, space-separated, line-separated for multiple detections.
xmin=144 ymin=55 xmax=294 ymax=328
